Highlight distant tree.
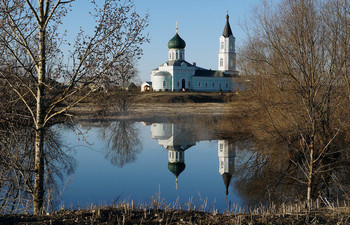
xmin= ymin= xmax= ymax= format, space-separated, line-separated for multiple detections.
xmin=0 ymin=0 xmax=148 ymax=214
xmin=104 ymin=52 xmax=139 ymax=89
xmin=240 ymin=0 xmax=350 ymax=210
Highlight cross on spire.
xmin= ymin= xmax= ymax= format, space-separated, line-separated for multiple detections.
xmin=176 ymin=21 xmax=178 ymax=33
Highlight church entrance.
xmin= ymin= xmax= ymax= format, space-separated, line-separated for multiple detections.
xmin=181 ymin=79 xmax=186 ymax=90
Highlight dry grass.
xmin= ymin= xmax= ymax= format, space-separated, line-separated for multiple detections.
xmin=1 ymin=197 xmax=349 ymax=224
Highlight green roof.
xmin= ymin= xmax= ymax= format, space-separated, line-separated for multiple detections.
xmin=168 ymin=33 xmax=186 ymax=49
xmin=168 ymin=162 xmax=186 ymax=178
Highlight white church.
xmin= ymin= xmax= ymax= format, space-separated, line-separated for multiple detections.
xmin=142 ymin=13 xmax=239 ymax=92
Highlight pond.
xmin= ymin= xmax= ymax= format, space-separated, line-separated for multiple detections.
xmin=59 ymin=119 xmax=244 ymax=212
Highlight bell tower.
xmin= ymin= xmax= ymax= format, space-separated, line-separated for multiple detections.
xmin=218 ymin=12 xmax=236 ymax=74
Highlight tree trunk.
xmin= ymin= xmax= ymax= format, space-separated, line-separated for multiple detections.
xmin=33 ymin=1 xmax=46 ymax=214
xmin=306 ymin=145 xmax=314 ymax=211
xmin=33 ymin=128 xmax=45 ymax=215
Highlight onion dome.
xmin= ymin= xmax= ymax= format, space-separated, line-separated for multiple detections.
xmin=168 ymin=33 xmax=186 ymax=49
xmin=168 ymin=162 xmax=186 ymax=178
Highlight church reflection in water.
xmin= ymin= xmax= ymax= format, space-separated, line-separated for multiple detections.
xmin=150 ymin=122 xmax=236 ymax=195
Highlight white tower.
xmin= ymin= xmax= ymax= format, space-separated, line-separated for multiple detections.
xmin=218 ymin=13 xmax=236 ymax=74
xmin=218 ymin=140 xmax=236 ymax=195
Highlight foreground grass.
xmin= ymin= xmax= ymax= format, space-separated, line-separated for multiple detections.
xmin=1 ymin=200 xmax=349 ymax=225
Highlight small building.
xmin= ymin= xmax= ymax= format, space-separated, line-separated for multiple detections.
xmin=150 ymin=13 xmax=239 ymax=92
xmin=141 ymin=81 xmax=152 ymax=92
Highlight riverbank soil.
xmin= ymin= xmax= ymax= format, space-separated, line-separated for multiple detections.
xmin=0 ymin=206 xmax=349 ymax=224
xmin=68 ymin=91 xmax=250 ymax=122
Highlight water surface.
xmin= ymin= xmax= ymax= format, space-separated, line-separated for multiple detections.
xmin=60 ymin=120 xmax=242 ymax=211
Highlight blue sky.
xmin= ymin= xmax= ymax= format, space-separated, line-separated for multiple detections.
xmin=64 ymin=0 xmax=262 ymax=82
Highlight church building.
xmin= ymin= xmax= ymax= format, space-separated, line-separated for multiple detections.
xmin=149 ymin=13 xmax=239 ymax=92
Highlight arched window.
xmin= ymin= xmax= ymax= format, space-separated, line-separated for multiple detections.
xmin=225 ymin=82 xmax=228 ymax=88
xmin=172 ymin=52 xmax=174 ymax=59
xmin=205 ymin=82 xmax=208 ymax=87
xmin=188 ymin=81 xmax=190 ymax=87
xmin=163 ymin=80 xmax=166 ymax=87
xmin=198 ymin=82 xmax=201 ymax=87
xmin=220 ymin=58 xmax=223 ymax=67
xmin=212 ymin=82 xmax=215 ymax=88
xmin=176 ymin=52 xmax=178 ymax=59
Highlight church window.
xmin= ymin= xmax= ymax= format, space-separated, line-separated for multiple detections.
xmin=169 ymin=53 xmax=171 ymax=59
xmin=221 ymin=42 xmax=224 ymax=49
xmin=219 ymin=83 xmax=222 ymax=88
xmin=226 ymin=82 xmax=228 ymax=88
xmin=198 ymin=82 xmax=201 ymax=87
xmin=188 ymin=81 xmax=190 ymax=87
xmin=172 ymin=52 xmax=174 ymax=59
xmin=212 ymin=82 xmax=215 ymax=88
xmin=220 ymin=58 xmax=223 ymax=67
xmin=220 ymin=143 xmax=223 ymax=151
xmin=163 ymin=80 xmax=166 ymax=87
xmin=179 ymin=52 xmax=182 ymax=60
xmin=205 ymin=82 xmax=208 ymax=87
xmin=176 ymin=52 xmax=178 ymax=59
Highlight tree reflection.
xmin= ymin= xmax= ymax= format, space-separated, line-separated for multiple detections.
xmin=233 ymin=135 xmax=350 ymax=208
xmin=101 ymin=121 xmax=142 ymax=168
xmin=0 ymin=123 xmax=76 ymax=213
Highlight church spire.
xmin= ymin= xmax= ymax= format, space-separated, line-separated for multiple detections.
xmin=222 ymin=12 xmax=233 ymax=37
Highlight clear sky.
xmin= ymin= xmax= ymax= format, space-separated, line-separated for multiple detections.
xmin=63 ymin=0 xmax=263 ymax=82
xmin=132 ymin=0 xmax=262 ymax=82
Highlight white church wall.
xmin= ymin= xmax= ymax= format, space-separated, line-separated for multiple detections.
xmin=151 ymin=123 xmax=172 ymax=139
xmin=191 ymin=76 xmax=235 ymax=92
xmin=151 ymin=74 xmax=172 ymax=91
xmin=173 ymin=66 xmax=196 ymax=91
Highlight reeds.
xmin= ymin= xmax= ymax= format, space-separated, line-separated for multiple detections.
xmin=2 ymin=194 xmax=350 ymax=224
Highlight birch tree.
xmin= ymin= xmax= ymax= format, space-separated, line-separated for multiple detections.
xmin=0 ymin=0 xmax=148 ymax=214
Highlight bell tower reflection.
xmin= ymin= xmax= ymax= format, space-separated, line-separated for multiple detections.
xmin=218 ymin=140 xmax=236 ymax=195
xmin=151 ymin=123 xmax=195 ymax=189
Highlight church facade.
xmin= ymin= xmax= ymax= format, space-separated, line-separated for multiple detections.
xmin=149 ymin=14 xmax=239 ymax=92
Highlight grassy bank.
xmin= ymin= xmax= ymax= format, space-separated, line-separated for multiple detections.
xmin=1 ymin=201 xmax=349 ymax=224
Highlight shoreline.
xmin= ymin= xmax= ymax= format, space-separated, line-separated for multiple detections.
xmin=69 ymin=102 xmax=234 ymax=123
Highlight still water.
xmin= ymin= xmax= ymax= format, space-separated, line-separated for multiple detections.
xmin=59 ymin=120 xmax=243 ymax=211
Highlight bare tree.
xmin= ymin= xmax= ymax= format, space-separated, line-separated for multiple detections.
xmin=0 ymin=0 xmax=148 ymax=214
xmin=240 ymin=0 xmax=350 ymax=210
